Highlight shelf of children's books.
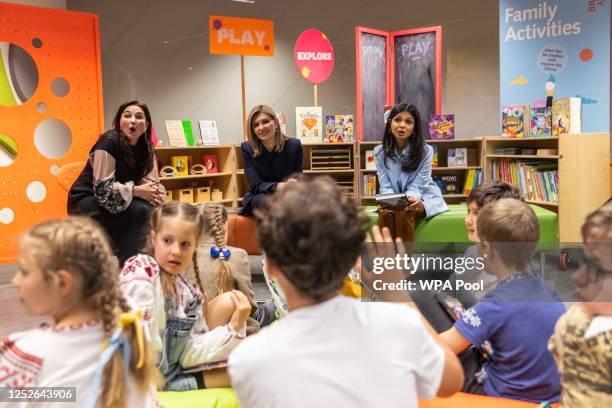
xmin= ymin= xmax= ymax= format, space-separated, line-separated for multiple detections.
xmin=159 ymin=172 xmax=233 ymax=181
xmin=486 ymin=155 xmax=559 ymax=159
xmin=485 ymin=136 xmax=558 ymax=142
xmin=156 ymin=144 xmax=234 ymax=150
xmin=304 ymin=169 xmax=355 ymax=174
xmin=427 ymin=139 xmax=482 ymax=144
xmin=526 ymin=200 xmax=558 ymax=207
xmin=303 ymin=142 xmax=355 ymax=146
xmin=432 ymin=166 xmax=482 ymax=171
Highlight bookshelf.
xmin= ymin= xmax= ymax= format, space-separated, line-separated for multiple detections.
xmin=483 ymin=133 xmax=610 ymax=242
xmin=357 ymin=141 xmax=380 ymax=204
xmin=155 ymin=145 xmax=237 ymax=206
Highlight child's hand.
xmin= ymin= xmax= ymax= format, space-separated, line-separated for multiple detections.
xmin=229 ymin=290 xmax=252 ymax=332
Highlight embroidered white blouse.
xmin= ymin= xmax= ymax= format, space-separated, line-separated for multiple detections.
xmin=119 ymin=254 xmax=244 ymax=369
xmin=0 ymin=321 xmax=158 ymax=407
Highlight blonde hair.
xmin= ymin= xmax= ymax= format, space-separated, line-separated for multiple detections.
xmin=477 ymin=198 xmax=539 ymax=271
xmin=20 ymin=217 xmax=160 ymax=407
xmin=147 ymin=201 xmax=206 ymax=297
xmin=582 ymin=201 xmax=612 ymax=242
xmin=199 ymin=204 xmax=235 ymax=294
xmin=246 ymin=105 xmax=285 ymax=157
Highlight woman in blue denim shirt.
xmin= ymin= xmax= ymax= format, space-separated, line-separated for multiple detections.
xmin=374 ymin=103 xmax=447 ymax=219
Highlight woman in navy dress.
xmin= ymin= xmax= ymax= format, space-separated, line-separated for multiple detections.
xmin=239 ymin=105 xmax=303 ymax=216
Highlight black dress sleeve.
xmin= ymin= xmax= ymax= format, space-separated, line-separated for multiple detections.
xmin=241 ymin=142 xmax=278 ymax=194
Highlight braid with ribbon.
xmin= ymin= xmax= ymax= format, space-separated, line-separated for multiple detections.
xmin=22 ymin=217 xmax=160 ymax=408
xmin=202 ymin=204 xmax=234 ymax=294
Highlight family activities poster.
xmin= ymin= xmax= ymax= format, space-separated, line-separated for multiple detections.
xmin=499 ymin=0 xmax=610 ymax=132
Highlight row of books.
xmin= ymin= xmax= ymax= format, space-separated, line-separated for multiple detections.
xmin=361 ymin=174 xmax=377 ymax=197
xmin=165 ymin=120 xmax=220 ymax=147
xmin=502 ymin=97 xmax=581 ymax=138
xmin=489 ymin=159 xmax=558 ymax=203
xmin=463 ymin=169 xmax=483 ymax=195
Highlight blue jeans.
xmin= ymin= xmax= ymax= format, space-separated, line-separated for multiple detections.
xmin=159 ymin=297 xmax=201 ymax=391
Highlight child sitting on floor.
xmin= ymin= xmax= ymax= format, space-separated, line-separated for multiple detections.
xmin=120 ymin=201 xmax=251 ymax=391
xmin=0 ymin=217 xmax=159 ymax=407
xmin=549 ymin=201 xmax=612 ymax=406
xmin=229 ymin=176 xmax=463 ymax=408
xmin=186 ymin=203 xmax=275 ymax=332
xmin=439 ymin=198 xmax=565 ymax=403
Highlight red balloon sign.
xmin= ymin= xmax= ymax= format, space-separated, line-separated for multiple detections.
xmin=294 ymin=29 xmax=334 ymax=85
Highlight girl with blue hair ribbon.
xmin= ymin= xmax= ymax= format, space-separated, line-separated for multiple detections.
xmin=0 ymin=217 xmax=159 ymax=407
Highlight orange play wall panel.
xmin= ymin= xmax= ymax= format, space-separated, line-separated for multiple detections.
xmin=0 ymin=2 xmax=104 ymax=263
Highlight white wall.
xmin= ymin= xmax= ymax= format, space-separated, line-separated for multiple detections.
xmin=67 ymin=0 xmax=500 ymax=144
xmin=5 ymin=0 xmax=66 ymax=9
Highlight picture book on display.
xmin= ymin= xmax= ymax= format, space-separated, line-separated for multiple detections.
xmin=325 ymin=115 xmax=354 ymax=142
xmin=530 ymin=101 xmax=552 ymax=137
xmin=365 ymin=150 xmax=376 ymax=170
xmin=433 ymin=175 xmax=462 ymax=195
xmin=165 ymin=120 xmax=196 ymax=147
xmin=502 ymin=105 xmax=529 ymax=138
xmin=552 ymin=97 xmax=581 ymax=136
xmin=296 ymin=107 xmax=323 ymax=144
xmin=198 ymin=120 xmax=220 ymax=145
xmin=428 ymin=114 xmax=455 ymax=140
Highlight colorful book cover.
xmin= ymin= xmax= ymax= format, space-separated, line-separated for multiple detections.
xmin=324 ymin=115 xmax=354 ymax=143
xmin=296 ymin=107 xmax=323 ymax=144
xmin=182 ymin=120 xmax=195 ymax=146
xmin=165 ymin=120 xmax=187 ymax=147
xmin=433 ymin=175 xmax=462 ymax=195
xmin=530 ymin=106 xmax=552 ymax=137
xmin=501 ymin=105 xmax=528 ymax=138
xmin=431 ymin=145 xmax=438 ymax=168
xmin=365 ymin=150 xmax=376 ymax=170
xmin=198 ymin=120 xmax=220 ymax=145
xmin=552 ymin=97 xmax=581 ymax=136
xmin=202 ymin=155 xmax=218 ymax=174
xmin=428 ymin=114 xmax=455 ymax=140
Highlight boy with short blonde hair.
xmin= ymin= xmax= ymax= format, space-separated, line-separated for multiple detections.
xmin=440 ymin=198 xmax=565 ymax=403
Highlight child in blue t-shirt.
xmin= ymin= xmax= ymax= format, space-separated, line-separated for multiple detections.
xmin=439 ymin=198 xmax=565 ymax=403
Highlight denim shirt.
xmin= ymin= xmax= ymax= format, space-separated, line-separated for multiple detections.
xmin=374 ymin=144 xmax=448 ymax=218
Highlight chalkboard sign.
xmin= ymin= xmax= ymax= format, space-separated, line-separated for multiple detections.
xmin=391 ymin=27 xmax=442 ymax=141
xmin=356 ymin=28 xmax=389 ymax=141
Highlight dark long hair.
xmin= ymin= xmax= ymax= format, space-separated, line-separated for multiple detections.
xmin=111 ymin=100 xmax=154 ymax=180
xmin=381 ymin=103 xmax=425 ymax=173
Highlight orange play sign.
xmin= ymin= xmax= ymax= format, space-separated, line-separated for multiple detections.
xmin=209 ymin=15 xmax=274 ymax=56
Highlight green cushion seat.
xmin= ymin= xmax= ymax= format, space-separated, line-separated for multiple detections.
xmin=363 ymin=204 xmax=557 ymax=250
xmin=157 ymin=388 xmax=239 ymax=408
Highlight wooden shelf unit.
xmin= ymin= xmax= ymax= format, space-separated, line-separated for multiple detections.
xmin=155 ymin=145 xmax=237 ymax=207
xmin=483 ymin=133 xmax=610 ymax=241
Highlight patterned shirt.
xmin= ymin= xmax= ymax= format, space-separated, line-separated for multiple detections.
xmin=549 ymin=305 xmax=612 ymax=407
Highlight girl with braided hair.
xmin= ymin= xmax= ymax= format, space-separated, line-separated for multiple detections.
xmin=120 ymin=201 xmax=251 ymax=391
xmin=186 ymin=204 xmax=275 ymax=332
xmin=0 ymin=217 xmax=159 ymax=407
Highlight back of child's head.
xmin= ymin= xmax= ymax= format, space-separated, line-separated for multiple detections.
xmin=468 ymin=181 xmax=523 ymax=208
xmin=255 ymin=176 xmax=368 ymax=300
xmin=477 ymin=198 xmax=539 ymax=271
xmin=148 ymin=201 xmax=206 ymax=295
xmin=581 ymin=201 xmax=612 ymax=242
xmin=21 ymin=217 xmax=159 ymax=407
xmin=199 ymin=203 xmax=235 ymax=294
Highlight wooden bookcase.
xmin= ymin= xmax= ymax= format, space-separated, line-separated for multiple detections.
xmin=483 ymin=133 xmax=610 ymax=242
xmin=428 ymin=138 xmax=483 ymax=203
xmin=355 ymin=139 xmax=484 ymax=205
xmin=155 ymin=145 xmax=236 ymax=206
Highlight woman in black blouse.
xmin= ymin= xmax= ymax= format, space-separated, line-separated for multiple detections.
xmin=68 ymin=100 xmax=165 ymax=265
xmin=239 ymin=105 xmax=304 ymax=216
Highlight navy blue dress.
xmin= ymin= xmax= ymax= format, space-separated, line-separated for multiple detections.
xmin=239 ymin=138 xmax=304 ymax=215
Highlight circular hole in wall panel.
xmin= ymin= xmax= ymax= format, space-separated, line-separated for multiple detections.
xmin=51 ymin=76 xmax=69 ymax=97
xmin=34 ymin=118 xmax=72 ymax=159
xmin=0 ymin=42 xmax=39 ymax=106
xmin=0 ymin=208 xmax=15 ymax=224
xmin=26 ymin=181 xmax=46 ymax=203
xmin=50 ymin=164 xmax=59 ymax=175
xmin=32 ymin=38 xmax=42 ymax=48
xmin=0 ymin=134 xmax=18 ymax=167
xmin=36 ymin=101 xmax=46 ymax=113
